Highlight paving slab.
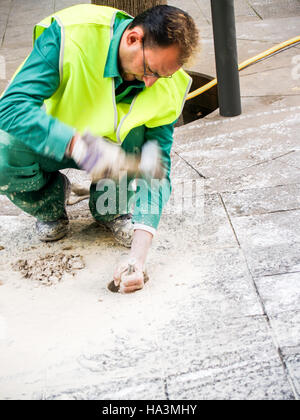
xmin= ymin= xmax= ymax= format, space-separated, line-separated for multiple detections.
xmin=7 ymin=6 xmax=54 ymax=28
xmin=230 ymin=209 xmax=300 ymax=279
xmin=248 ymin=0 xmax=300 ymax=20
xmin=238 ymin=94 xmax=300 ymax=114
xmin=170 ymin=151 xmax=201 ymax=180
xmin=206 ymin=159 xmax=300 ymax=194
xmin=195 ymin=0 xmax=261 ymax=25
xmin=169 ymin=0 xmax=209 ymax=27
xmin=167 ymin=358 xmax=294 ymax=400
xmin=0 ymin=371 xmax=166 ymax=400
xmin=44 ymin=376 xmax=166 ymax=401
xmin=235 ymin=15 xmax=300 ymax=43
xmin=277 ymin=150 xmax=300 ymax=170
xmin=157 ymin=192 xmax=238 ymax=251
xmin=187 ymin=23 xmax=298 ymax=77
xmin=0 ymin=45 xmax=32 ymax=65
xmin=241 ymin=242 xmax=300 ymax=278
xmin=0 ymin=0 xmax=12 ymax=26
xmin=10 ymin=0 xmax=54 ymax=13
xmin=221 ymin=184 xmax=300 ymax=217
xmin=268 ymin=310 xmax=300 ymax=396
xmin=0 ymin=195 xmax=23 ymax=216
xmin=162 ymin=316 xmax=294 ymax=400
xmin=231 ymin=209 xmax=300 ymax=250
xmin=183 ymin=105 xmax=300 ymax=188
xmin=232 ymin=0 xmax=260 ymax=19
xmin=2 ymin=24 xmax=35 ymax=49
xmin=255 ymin=272 xmax=300 ymax=315
xmin=0 ymin=17 xmax=8 ymax=47
xmin=148 ymin=247 xmax=263 ymax=321
xmin=239 ymin=46 xmax=298 ymax=80
xmin=267 ymin=310 xmax=300 ymax=396
xmin=284 ymin=353 xmax=300 ymax=398
xmin=175 ymin=106 xmax=300 ymax=186
xmin=269 ymin=310 xmax=300 ymax=350
xmin=240 ymin=66 xmax=300 ymax=97
xmin=194 ymin=0 xmax=212 ymax=25
xmin=189 ymin=0 xmax=254 ymax=28
xmin=55 ymin=0 xmax=90 ymax=11
xmin=175 ymin=105 xmax=300 ymax=147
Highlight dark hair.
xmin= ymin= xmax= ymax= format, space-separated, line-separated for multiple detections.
xmin=128 ymin=5 xmax=199 ymax=66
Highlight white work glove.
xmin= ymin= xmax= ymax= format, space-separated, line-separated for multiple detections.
xmin=69 ymin=132 xmax=125 ymax=181
xmin=139 ymin=140 xmax=165 ymax=180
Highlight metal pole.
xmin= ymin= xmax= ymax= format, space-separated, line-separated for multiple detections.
xmin=211 ymin=0 xmax=242 ymax=117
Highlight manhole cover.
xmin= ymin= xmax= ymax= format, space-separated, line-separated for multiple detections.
xmin=177 ymin=71 xmax=218 ymax=127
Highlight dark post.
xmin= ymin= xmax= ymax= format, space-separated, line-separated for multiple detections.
xmin=211 ymin=0 xmax=242 ymax=117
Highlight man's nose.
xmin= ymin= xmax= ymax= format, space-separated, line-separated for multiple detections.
xmin=143 ymin=76 xmax=158 ymax=88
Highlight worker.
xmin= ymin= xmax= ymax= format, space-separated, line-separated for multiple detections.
xmin=0 ymin=4 xmax=199 ymax=293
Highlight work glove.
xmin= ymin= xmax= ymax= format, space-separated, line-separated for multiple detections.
xmin=139 ymin=140 xmax=165 ymax=180
xmin=69 ymin=132 xmax=127 ymax=181
xmin=68 ymin=132 xmax=165 ymax=182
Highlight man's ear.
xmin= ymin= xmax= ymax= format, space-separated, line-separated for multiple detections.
xmin=126 ymin=27 xmax=144 ymax=46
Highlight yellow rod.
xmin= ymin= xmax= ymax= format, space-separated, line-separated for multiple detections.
xmin=186 ymin=35 xmax=300 ymax=101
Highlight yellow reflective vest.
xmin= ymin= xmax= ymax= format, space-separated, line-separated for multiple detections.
xmin=34 ymin=4 xmax=192 ymax=144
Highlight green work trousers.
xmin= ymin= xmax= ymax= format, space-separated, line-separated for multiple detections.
xmin=0 ymin=130 xmax=135 ymax=222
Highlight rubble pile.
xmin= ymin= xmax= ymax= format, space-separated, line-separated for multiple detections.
xmin=13 ymin=253 xmax=85 ymax=285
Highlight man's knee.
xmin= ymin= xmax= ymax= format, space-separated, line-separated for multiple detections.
xmin=0 ymin=160 xmax=47 ymax=193
xmin=0 ymin=149 xmax=46 ymax=194
xmin=0 ymin=130 xmax=47 ymax=193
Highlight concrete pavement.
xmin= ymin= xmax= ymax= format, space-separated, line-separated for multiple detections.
xmin=0 ymin=0 xmax=299 ymax=400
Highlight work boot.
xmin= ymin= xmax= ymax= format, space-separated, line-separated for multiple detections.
xmin=36 ymin=173 xmax=71 ymax=242
xmin=97 ymin=214 xmax=134 ymax=248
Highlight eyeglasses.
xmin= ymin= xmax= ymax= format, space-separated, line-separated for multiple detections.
xmin=142 ymin=39 xmax=173 ymax=79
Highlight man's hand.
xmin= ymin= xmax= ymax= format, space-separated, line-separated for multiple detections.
xmin=68 ymin=132 xmax=134 ymax=181
xmin=111 ymin=229 xmax=153 ymax=294
xmin=139 ymin=140 xmax=165 ymax=180
xmin=67 ymin=133 xmax=165 ymax=182
xmin=113 ymin=258 xmax=146 ymax=294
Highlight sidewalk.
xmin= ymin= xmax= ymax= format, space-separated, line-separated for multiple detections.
xmin=0 ymin=0 xmax=299 ymax=400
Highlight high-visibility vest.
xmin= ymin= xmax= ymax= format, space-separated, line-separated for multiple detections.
xmin=33 ymin=4 xmax=192 ymax=144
